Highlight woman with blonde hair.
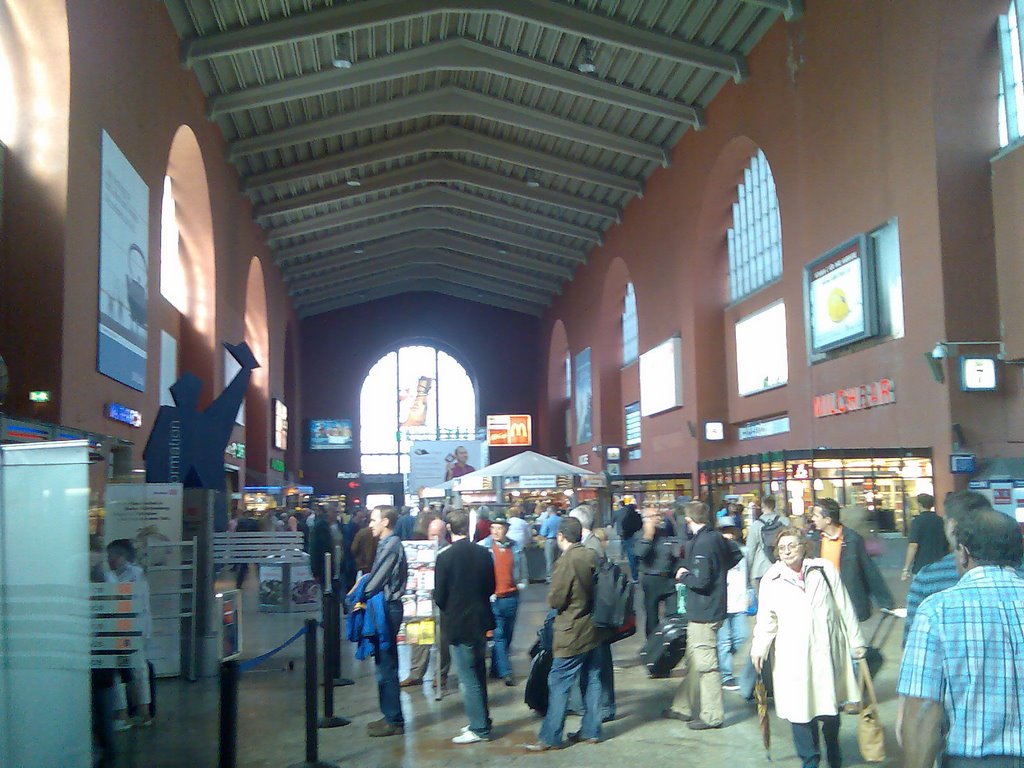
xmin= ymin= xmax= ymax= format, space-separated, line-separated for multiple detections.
xmin=750 ymin=528 xmax=866 ymax=768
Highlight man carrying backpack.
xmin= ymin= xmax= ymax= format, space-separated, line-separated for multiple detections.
xmin=745 ymin=495 xmax=789 ymax=590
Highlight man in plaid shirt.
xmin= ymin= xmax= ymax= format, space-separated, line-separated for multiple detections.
xmin=898 ymin=507 xmax=1024 ymax=768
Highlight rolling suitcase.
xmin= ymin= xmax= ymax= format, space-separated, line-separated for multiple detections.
xmin=524 ymin=648 xmax=552 ymax=714
xmin=863 ymin=607 xmax=901 ymax=677
xmin=640 ymin=615 xmax=688 ymax=678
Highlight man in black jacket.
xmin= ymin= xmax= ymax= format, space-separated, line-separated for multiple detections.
xmin=809 ymin=498 xmax=894 ymax=622
xmin=664 ymin=500 xmax=740 ymax=730
xmin=435 ymin=509 xmax=496 ymax=744
xmin=635 ymin=507 xmax=685 ymax=637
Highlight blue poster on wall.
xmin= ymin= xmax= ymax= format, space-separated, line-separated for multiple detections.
xmin=97 ymin=131 xmax=149 ymax=391
xmin=574 ymin=347 xmax=592 ymax=445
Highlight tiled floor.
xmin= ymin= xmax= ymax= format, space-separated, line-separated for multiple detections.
xmin=114 ymin=544 xmax=911 ymax=768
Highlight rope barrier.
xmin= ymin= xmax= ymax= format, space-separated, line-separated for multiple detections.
xmin=238 ymin=624 xmax=307 ymax=672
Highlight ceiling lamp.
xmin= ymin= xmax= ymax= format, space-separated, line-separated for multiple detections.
xmin=577 ymin=39 xmax=597 ymax=74
xmin=332 ymin=33 xmax=353 ymax=69
xmin=524 ymin=170 xmax=541 ymax=188
xmin=346 ymin=178 xmax=361 ymax=187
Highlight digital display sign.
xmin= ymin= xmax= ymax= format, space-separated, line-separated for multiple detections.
xmin=309 ymin=419 xmax=353 ymax=450
xmin=272 ymin=398 xmax=288 ymax=450
xmin=805 ymin=235 xmax=877 ymax=354
xmin=639 ymin=338 xmax=683 ymax=416
xmin=105 ymin=402 xmax=142 ymax=428
xmin=486 ymin=414 xmax=532 ymax=446
xmin=735 ymin=302 xmax=788 ymax=396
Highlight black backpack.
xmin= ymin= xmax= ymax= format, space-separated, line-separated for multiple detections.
xmin=621 ymin=506 xmax=642 ymax=538
xmin=592 ymin=559 xmax=635 ymax=632
xmin=761 ymin=516 xmax=786 ymax=563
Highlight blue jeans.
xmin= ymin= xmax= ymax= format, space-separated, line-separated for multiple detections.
xmin=570 ymin=641 xmax=615 ymax=719
xmin=539 ymin=646 xmax=603 ymax=746
xmin=621 ymin=535 xmax=639 ymax=581
xmin=374 ymin=601 xmax=404 ymax=726
xmin=449 ymin=640 xmax=491 ymax=738
xmin=491 ymin=594 xmax=519 ymax=678
xmin=716 ymin=612 xmax=749 ymax=680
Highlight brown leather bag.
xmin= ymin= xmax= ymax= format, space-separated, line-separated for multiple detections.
xmin=858 ymin=663 xmax=885 ymax=762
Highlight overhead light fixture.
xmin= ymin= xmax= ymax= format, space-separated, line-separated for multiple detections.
xmin=524 ymin=170 xmax=540 ymax=188
xmin=497 ymin=248 xmax=507 ymax=254
xmin=353 ymin=247 xmax=365 ymax=254
xmin=577 ymin=39 xmax=597 ymax=74
xmin=346 ymin=178 xmax=361 ymax=187
xmin=331 ymin=33 xmax=352 ymax=69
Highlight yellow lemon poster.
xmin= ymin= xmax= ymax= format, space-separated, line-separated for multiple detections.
xmin=808 ymin=238 xmax=871 ymax=352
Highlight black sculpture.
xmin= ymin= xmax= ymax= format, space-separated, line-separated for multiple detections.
xmin=143 ymin=341 xmax=259 ymax=488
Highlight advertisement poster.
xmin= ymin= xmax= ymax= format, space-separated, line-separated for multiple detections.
xmin=103 ymin=483 xmax=184 ymax=676
xmin=273 ymin=399 xmax=288 ymax=450
xmin=486 ymin=414 xmax=532 ymax=446
xmin=735 ymin=302 xmax=789 ymax=397
xmin=98 ymin=131 xmax=149 ymax=392
xmin=309 ymin=419 xmax=353 ymax=450
xmin=574 ymin=348 xmax=592 ymax=444
xmin=807 ymin=237 xmax=873 ymax=353
xmin=639 ymin=337 xmax=683 ymax=416
xmin=408 ymin=439 xmax=487 ymax=495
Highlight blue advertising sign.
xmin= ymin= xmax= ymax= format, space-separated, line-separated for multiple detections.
xmin=309 ymin=419 xmax=353 ymax=450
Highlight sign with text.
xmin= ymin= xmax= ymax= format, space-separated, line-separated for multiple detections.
xmin=486 ymin=414 xmax=532 ymax=446
xmin=738 ymin=415 xmax=790 ymax=440
xmin=813 ymin=378 xmax=895 ymax=418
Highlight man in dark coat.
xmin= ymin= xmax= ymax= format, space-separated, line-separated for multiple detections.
xmin=809 ymin=498 xmax=894 ymax=622
xmin=435 ymin=509 xmax=496 ymax=743
xmin=525 ymin=517 xmax=605 ymax=751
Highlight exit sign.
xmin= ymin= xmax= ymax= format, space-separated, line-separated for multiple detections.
xmin=270 ymin=458 xmax=285 ymax=473
xmin=29 ymin=391 xmax=51 ymax=403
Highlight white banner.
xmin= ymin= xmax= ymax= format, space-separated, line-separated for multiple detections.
xmin=408 ymin=439 xmax=487 ymax=495
xmin=104 ymin=484 xmax=184 ymax=677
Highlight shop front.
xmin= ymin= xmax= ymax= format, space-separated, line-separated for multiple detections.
xmin=698 ymin=448 xmax=933 ymax=535
xmin=609 ymin=473 xmax=694 ymax=513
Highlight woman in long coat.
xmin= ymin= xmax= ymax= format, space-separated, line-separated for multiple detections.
xmin=750 ymin=528 xmax=867 ymax=768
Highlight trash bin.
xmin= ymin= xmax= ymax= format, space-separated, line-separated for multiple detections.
xmin=259 ymin=550 xmax=321 ymax=613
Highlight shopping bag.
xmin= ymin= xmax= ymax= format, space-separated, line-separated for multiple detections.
xmin=857 ymin=664 xmax=885 ymax=762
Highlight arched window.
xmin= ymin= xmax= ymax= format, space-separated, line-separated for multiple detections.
xmin=360 ymin=345 xmax=476 ymax=475
xmin=622 ymin=282 xmax=638 ymax=365
xmin=998 ymin=1 xmax=1024 ymax=147
xmin=727 ymin=149 xmax=782 ymax=302
xmin=159 ymin=175 xmax=187 ymax=314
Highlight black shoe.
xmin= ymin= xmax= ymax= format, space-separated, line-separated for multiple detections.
xmin=687 ymin=719 xmax=722 ymax=731
xmin=504 ymin=675 xmax=517 ymax=687
xmin=566 ymin=731 xmax=600 ymax=745
xmin=661 ymin=708 xmax=692 ymax=722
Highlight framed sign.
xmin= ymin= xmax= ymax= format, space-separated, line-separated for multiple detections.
xmin=735 ymin=302 xmax=788 ymax=396
xmin=960 ymin=357 xmax=997 ymax=391
xmin=805 ymin=234 xmax=877 ymax=354
xmin=217 ymin=590 xmax=242 ymax=662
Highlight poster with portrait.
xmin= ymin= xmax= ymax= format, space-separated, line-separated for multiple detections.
xmin=407 ymin=439 xmax=487 ymax=495
xmin=97 ymin=131 xmax=149 ymax=391
xmin=806 ymin=235 xmax=876 ymax=354
xmin=103 ymin=483 xmax=183 ymax=676
xmin=574 ymin=348 xmax=592 ymax=444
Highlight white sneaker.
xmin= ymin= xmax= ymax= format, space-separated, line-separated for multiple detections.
xmin=114 ymin=720 xmax=133 ymax=732
xmin=452 ymin=730 xmax=485 ymax=744
xmin=461 ymin=725 xmax=472 ymax=733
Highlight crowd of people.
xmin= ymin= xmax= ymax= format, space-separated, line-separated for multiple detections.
xmin=116 ymin=488 xmax=1023 ymax=766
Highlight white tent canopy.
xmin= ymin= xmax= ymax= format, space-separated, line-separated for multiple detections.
xmin=453 ymin=450 xmax=596 ymax=483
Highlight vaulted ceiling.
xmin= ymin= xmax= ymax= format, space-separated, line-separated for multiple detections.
xmin=163 ymin=0 xmax=802 ymax=317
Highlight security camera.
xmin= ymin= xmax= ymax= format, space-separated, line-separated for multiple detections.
xmin=931 ymin=343 xmax=947 ymax=360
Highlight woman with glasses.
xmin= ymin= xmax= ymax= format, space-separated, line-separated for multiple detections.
xmin=750 ymin=529 xmax=867 ymax=768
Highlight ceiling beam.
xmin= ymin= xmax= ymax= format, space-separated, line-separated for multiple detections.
xmin=295 ymin=266 xmax=550 ymax=310
xmin=243 ymin=125 xmax=642 ymax=196
xmin=737 ymin=0 xmax=803 ymax=21
xmin=290 ymin=250 xmax=563 ymax=301
xmin=275 ymin=209 xmax=587 ymax=265
xmin=255 ymin=157 xmax=620 ymax=222
xmin=228 ymin=86 xmax=668 ymax=165
xmin=285 ymin=230 xmax=574 ymax=285
xmin=182 ymin=0 xmax=746 ymax=81
xmin=264 ymin=185 xmax=602 ymax=244
xmin=208 ymin=37 xmax=703 ymax=127
xmin=297 ymin=278 xmax=546 ymax=318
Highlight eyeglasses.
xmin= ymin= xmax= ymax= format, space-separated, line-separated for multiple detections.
xmin=777 ymin=543 xmax=803 ymax=553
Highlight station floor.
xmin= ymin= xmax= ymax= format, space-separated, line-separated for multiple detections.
xmin=114 ymin=542 xmax=912 ymax=768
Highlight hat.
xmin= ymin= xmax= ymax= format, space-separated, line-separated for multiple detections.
xmin=490 ymin=514 xmax=509 ymax=526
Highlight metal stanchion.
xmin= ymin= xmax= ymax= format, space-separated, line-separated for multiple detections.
xmin=288 ymin=618 xmax=338 ymax=768
xmin=331 ymin=546 xmax=354 ymax=687
xmin=218 ymin=660 xmax=239 ymax=768
xmin=319 ymin=554 xmax=350 ymax=729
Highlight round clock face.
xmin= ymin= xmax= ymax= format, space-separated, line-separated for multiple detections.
xmin=963 ymin=358 xmax=996 ymax=390
xmin=704 ymin=422 xmax=724 ymax=441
